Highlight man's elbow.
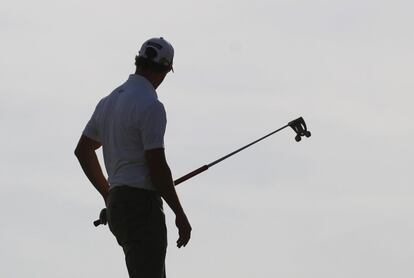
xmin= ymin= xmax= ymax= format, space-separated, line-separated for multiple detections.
xmin=74 ymin=146 xmax=90 ymax=159
xmin=74 ymin=147 xmax=83 ymax=159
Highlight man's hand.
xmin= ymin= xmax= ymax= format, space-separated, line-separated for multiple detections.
xmin=99 ymin=208 xmax=108 ymax=225
xmin=175 ymin=212 xmax=192 ymax=248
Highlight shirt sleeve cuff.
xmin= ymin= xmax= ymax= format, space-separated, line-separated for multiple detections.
xmin=82 ymin=129 xmax=101 ymax=143
xmin=143 ymin=142 xmax=164 ymax=150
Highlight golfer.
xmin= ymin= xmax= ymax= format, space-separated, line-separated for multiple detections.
xmin=74 ymin=37 xmax=191 ymax=278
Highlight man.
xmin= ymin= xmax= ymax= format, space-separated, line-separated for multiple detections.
xmin=74 ymin=37 xmax=191 ymax=278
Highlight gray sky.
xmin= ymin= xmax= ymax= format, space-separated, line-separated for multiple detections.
xmin=1 ymin=0 xmax=413 ymax=277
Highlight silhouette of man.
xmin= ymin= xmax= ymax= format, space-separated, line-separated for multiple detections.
xmin=75 ymin=37 xmax=191 ymax=278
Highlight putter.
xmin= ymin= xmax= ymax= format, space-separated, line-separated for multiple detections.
xmin=93 ymin=116 xmax=311 ymax=226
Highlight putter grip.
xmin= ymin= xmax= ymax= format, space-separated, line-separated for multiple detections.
xmin=174 ymin=165 xmax=209 ymax=186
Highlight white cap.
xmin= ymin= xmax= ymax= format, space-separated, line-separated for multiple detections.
xmin=138 ymin=37 xmax=174 ymax=70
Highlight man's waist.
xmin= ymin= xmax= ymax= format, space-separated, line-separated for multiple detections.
xmin=109 ymin=185 xmax=157 ymax=195
xmin=109 ymin=178 xmax=156 ymax=190
xmin=107 ymin=185 xmax=161 ymax=206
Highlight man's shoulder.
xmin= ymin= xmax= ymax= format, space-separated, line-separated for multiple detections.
xmin=125 ymin=84 xmax=160 ymax=112
xmin=134 ymin=99 xmax=165 ymax=123
xmin=89 ymin=95 xmax=108 ymax=116
xmin=93 ymin=94 xmax=111 ymax=113
xmin=145 ymin=99 xmax=165 ymax=113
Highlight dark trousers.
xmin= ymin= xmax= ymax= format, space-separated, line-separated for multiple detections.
xmin=107 ymin=186 xmax=167 ymax=278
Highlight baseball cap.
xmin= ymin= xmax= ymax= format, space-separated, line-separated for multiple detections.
xmin=138 ymin=37 xmax=174 ymax=71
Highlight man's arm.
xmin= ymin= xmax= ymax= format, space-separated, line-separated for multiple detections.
xmin=74 ymin=135 xmax=109 ymax=204
xmin=145 ymin=148 xmax=192 ymax=248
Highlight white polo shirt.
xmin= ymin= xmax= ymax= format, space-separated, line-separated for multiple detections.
xmin=83 ymin=74 xmax=166 ymax=191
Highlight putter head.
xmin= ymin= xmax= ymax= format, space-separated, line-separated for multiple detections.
xmin=288 ymin=117 xmax=311 ymax=142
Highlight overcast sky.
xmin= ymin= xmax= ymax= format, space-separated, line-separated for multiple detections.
xmin=1 ymin=0 xmax=414 ymax=277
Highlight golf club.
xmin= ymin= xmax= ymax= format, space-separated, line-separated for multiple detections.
xmin=93 ymin=116 xmax=311 ymax=227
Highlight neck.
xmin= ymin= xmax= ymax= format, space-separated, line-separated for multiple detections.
xmin=135 ymin=69 xmax=162 ymax=89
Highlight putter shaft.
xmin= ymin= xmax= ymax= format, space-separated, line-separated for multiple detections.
xmin=94 ymin=117 xmax=310 ymax=226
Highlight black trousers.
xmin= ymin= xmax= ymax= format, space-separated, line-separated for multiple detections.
xmin=107 ymin=186 xmax=167 ymax=278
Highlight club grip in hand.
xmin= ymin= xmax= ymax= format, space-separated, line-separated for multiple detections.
xmin=93 ymin=208 xmax=107 ymax=227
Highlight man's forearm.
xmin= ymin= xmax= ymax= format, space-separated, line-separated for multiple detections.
xmin=75 ymin=150 xmax=109 ymax=202
xmin=146 ymin=149 xmax=185 ymax=215
xmin=150 ymin=163 xmax=184 ymax=215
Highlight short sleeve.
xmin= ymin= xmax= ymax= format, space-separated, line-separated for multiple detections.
xmin=140 ymin=101 xmax=167 ymax=150
xmin=82 ymin=101 xmax=102 ymax=142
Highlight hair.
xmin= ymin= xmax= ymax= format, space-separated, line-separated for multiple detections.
xmin=135 ymin=47 xmax=171 ymax=74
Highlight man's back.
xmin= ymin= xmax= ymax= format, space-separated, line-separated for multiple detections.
xmin=83 ymin=74 xmax=167 ymax=191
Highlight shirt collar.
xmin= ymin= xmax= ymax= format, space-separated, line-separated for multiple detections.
xmin=127 ymin=74 xmax=158 ymax=98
